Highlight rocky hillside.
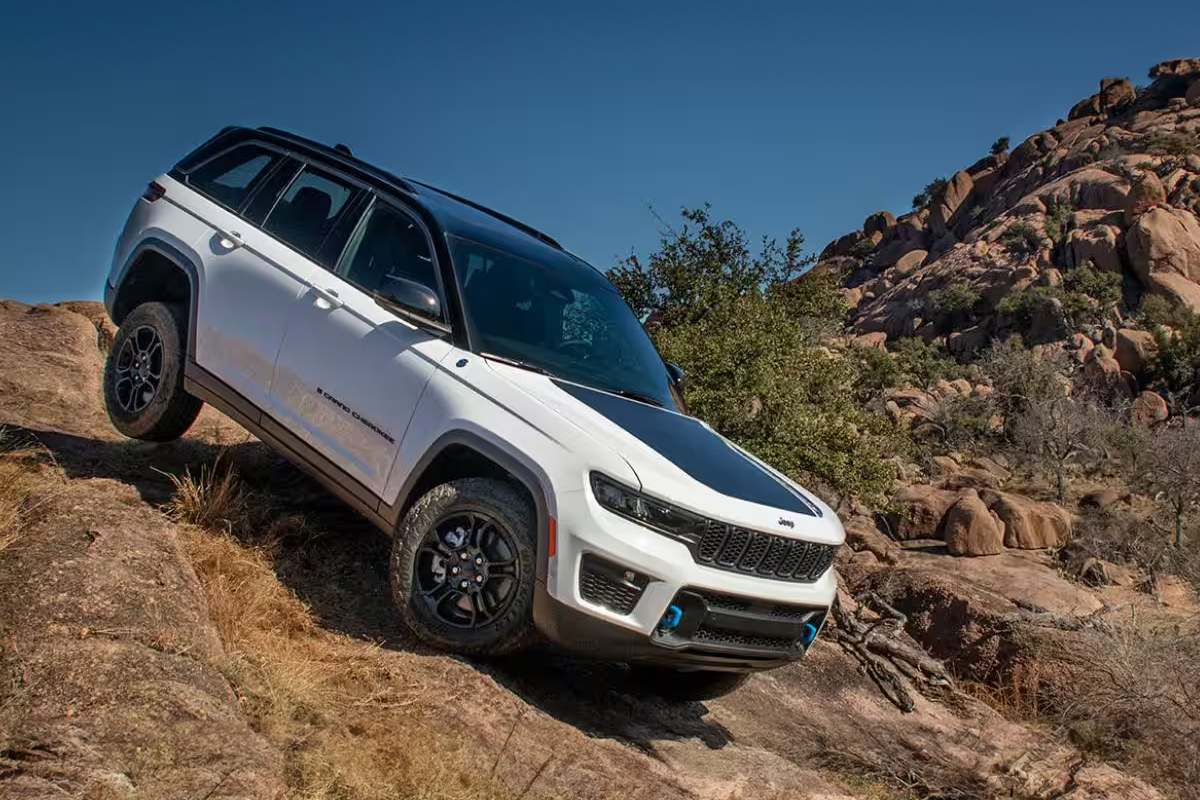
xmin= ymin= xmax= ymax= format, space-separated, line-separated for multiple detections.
xmin=820 ymin=58 xmax=1200 ymax=361
xmin=0 ymin=297 xmax=1191 ymax=800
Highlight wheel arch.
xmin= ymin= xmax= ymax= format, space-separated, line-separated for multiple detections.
xmin=390 ymin=431 xmax=554 ymax=583
xmin=109 ymin=239 xmax=200 ymax=357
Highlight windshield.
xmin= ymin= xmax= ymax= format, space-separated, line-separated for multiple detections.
xmin=449 ymin=236 xmax=679 ymax=410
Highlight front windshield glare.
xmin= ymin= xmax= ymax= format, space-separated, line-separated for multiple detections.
xmin=449 ymin=236 xmax=678 ymax=410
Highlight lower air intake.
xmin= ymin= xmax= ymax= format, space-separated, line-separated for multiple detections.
xmin=578 ymin=554 xmax=648 ymax=615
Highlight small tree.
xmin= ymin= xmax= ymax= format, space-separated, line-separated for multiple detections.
xmin=911 ymin=177 xmax=949 ymax=211
xmin=1136 ymin=420 xmax=1200 ymax=547
xmin=1009 ymin=392 xmax=1096 ymax=503
xmin=990 ymin=136 xmax=1010 ymax=156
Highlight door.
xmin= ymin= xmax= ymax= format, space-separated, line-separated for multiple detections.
xmin=269 ymin=197 xmax=456 ymax=495
xmin=180 ymin=142 xmax=338 ymax=407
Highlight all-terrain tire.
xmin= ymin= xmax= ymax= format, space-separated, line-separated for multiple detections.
xmin=630 ymin=667 xmax=751 ymax=701
xmin=103 ymin=301 xmax=203 ymax=442
xmin=391 ymin=478 xmax=538 ymax=656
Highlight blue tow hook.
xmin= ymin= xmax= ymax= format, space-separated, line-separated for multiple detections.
xmin=800 ymin=622 xmax=819 ymax=646
xmin=660 ymin=604 xmax=683 ymax=632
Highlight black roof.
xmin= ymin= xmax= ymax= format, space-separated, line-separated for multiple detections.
xmin=249 ymin=127 xmax=589 ymax=270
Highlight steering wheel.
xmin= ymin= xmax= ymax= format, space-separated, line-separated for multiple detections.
xmin=558 ymin=339 xmax=593 ymax=359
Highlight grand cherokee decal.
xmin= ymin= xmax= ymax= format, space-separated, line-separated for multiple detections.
xmin=316 ymin=387 xmax=396 ymax=444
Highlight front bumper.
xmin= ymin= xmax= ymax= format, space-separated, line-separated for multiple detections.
xmin=532 ymin=486 xmax=839 ymax=672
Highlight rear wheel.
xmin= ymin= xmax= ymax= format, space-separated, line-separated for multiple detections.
xmin=390 ymin=478 xmax=538 ymax=655
xmin=630 ymin=666 xmax=751 ymax=701
xmin=103 ymin=301 xmax=202 ymax=442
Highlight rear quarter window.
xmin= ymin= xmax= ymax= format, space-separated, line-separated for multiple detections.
xmin=186 ymin=144 xmax=283 ymax=212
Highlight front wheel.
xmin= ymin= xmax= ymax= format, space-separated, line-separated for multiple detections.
xmin=630 ymin=666 xmax=751 ymax=701
xmin=103 ymin=301 xmax=202 ymax=442
xmin=390 ymin=478 xmax=538 ymax=656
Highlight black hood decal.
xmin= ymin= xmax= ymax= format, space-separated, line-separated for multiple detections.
xmin=554 ymin=381 xmax=817 ymax=516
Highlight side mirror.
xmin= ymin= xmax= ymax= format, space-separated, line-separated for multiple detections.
xmin=381 ymin=275 xmax=441 ymax=320
xmin=666 ymin=361 xmax=685 ymax=388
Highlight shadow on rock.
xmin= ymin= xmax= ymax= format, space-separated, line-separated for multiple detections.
xmin=14 ymin=425 xmax=734 ymax=753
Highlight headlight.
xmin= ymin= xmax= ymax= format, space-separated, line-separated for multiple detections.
xmin=589 ymin=473 xmax=707 ymax=544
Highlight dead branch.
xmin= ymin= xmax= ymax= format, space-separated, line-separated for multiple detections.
xmin=826 ymin=589 xmax=953 ymax=713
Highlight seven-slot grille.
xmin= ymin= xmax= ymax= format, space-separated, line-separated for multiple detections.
xmin=693 ymin=520 xmax=836 ymax=583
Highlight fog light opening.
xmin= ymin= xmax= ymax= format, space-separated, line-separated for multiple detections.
xmin=660 ymin=604 xmax=683 ymax=632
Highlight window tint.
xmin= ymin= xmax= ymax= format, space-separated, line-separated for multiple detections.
xmin=188 ymin=145 xmax=280 ymax=210
xmin=263 ymin=167 xmax=356 ymax=261
xmin=338 ymin=202 xmax=440 ymax=307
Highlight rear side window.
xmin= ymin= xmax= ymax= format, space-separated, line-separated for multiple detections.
xmin=187 ymin=145 xmax=281 ymax=211
xmin=263 ymin=166 xmax=358 ymax=262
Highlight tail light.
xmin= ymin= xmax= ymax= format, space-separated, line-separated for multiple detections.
xmin=142 ymin=182 xmax=166 ymax=202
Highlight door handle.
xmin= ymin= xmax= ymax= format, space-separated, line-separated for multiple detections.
xmin=310 ymin=285 xmax=344 ymax=310
xmin=216 ymin=229 xmax=243 ymax=249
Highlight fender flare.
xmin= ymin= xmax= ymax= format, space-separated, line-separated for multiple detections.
xmin=110 ymin=237 xmax=202 ymax=358
xmin=391 ymin=430 xmax=555 ymax=584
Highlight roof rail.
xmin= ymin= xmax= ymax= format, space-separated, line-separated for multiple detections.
xmin=255 ymin=126 xmax=418 ymax=195
xmin=407 ymin=179 xmax=563 ymax=251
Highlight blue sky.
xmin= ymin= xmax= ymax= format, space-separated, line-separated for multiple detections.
xmin=2 ymin=1 xmax=1198 ymax=304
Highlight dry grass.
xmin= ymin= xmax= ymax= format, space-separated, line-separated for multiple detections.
xmin=0 ymin=428 xmax=56 ymax=555
xmin=1054 ymin=620 xmax=1200 ymax=799
xmin=170 ymin=459 xmax=561 ymax=800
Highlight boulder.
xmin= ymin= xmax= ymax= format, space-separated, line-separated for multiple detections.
xmin=1188 ymin=79 xmax=1200 ymax=108
xmin=1036 ymin=168 xmax=1129 ymax=211
xmin=852 ymin=331 xmax=887 ymax=350
xmin=1080 ymin=489 xmax=1123 ymax=510
xmin=864 ymin=211 xmax=897 ymax=239
xmin=929 ymin=171 xmax=974 ymax=237
xmin=893 ymin=249 xmax=927 ymax=277
xmin=947 ymin=325 xmax=990 ymax=356
xmin=1083 ymin=353 xmax=1128 ymax=395
xmin=891 ymin=485 xmax=957 ymax=540
xmin=1123 ymin=171 xmax=1166 ymax=225
xmin=843 ymin=517 xmax=901 ymax=565
xmin=986 ymin=492 xmax=1073 ymax=550
xmin=1098 ymin=78 xmax=1136 ymax=113
xmin=1148 ymin=270 xmax=1200 ymax=315
xmin=1066 ymin=224 xmax=1122 ymax=273
xmin=1068 ymin=94 xmax=1101 ymax=121
xmin=1127 ymin=206 xmax=1200 ymax=283
xmin=1130 ymin=389 xmax=1169 ymax=426
xmin=1113 ymin=328 xmax=1158 ymax=375
xmin=943 ymin=492 xmax=1004 ymax=556
xmin=1149 ymin=58 xmax=1200 ymax=78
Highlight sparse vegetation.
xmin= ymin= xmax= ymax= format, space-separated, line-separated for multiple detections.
xmin=928 ymin=281 xmax=980 ymax=317
xmin=997 ymin=266 xmax=1120 ymax=333
xmin=998 ymin=220 xmax=1044 ymax=254
xmin=892 ymin=338 xmax=969 ymax=391
xmin=911 ymin=177 xmax=948 ymax=211
xmin=1043 ymin=198 xmax=1073 ymax=245
xmin=1141 ymin=297 xmax=1200 ymax=409
xmin=990 ymin=136 xmax=1010 ymax=156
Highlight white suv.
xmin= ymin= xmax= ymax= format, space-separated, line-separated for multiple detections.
xmin=101 ymin=126 xmax=844 ymax=699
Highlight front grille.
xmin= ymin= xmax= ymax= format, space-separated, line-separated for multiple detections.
xmin=579 ymin=554 xmax=647 ymax=615
xmin=693 ymin=523 xmax=837 ymax=583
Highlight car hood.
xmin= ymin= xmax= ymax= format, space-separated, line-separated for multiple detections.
xmin=489 ymin=363 xmax=840 ymax=541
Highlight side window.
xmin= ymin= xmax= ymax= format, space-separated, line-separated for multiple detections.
xmin=338 ymin=201 xmax=441 ymax=309
xmin=262 ymin=166 xmax=357 ymax=262
xmin=187 ymin=145 xmax=281 ymax=210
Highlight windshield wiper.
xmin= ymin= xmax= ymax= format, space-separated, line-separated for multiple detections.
xmin=480 ymin=352 xmax=554 ymax=376
xmin=603 ymin=388 xmax=664 ymax=408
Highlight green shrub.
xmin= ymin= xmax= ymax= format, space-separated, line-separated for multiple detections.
xmin=998 ymin=221 xmax=1044 ymax=253
xmin=609 ymin=205 xmax=901 ymax=507
xmin=1044 ymin=198 xmax=1074 ymax=245
xmin=1143 ymin=301 xmax=1200 ymax=404
xmin=998 ymin=267 xmax=1119 ymax=333
xmin=929 ymin=281 xmax=981 ymax=316
xmin=990 ymin=136 xmax=1010 ymax=156
xmin=892 ymin=338 xmax=968 ymax=390
xmin=911 ymin=177 xmax=949 ymax=211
